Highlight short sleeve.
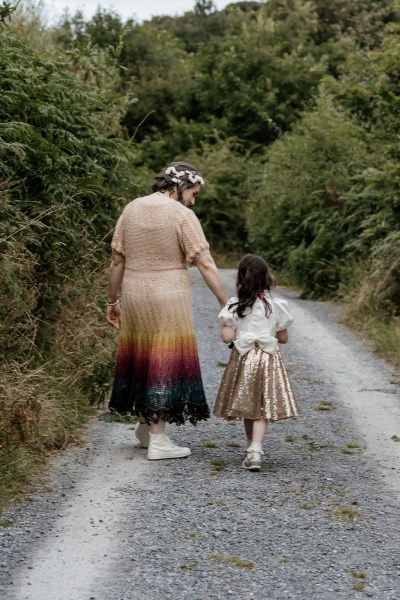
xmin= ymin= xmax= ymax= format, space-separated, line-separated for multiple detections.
xmin=111 ymin=210 xmax=125 ymax=256
xmin=218 ymin=297 xmax=238 ymax=329
xmin=273 ymin=298 xmax=294 ymax=331
xmin=179 ymin=210 xmax=210 ymax=267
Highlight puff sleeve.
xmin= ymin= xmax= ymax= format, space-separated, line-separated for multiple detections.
xmin=179 ymin=210 xmax=210 ymax=267
xmin=218 ymin=297 xmax=238 ymax=329
xmin=273 ymin=298 xmax=294 ymax=331
xmin=111 ymin=210 xmax=125 ymax=256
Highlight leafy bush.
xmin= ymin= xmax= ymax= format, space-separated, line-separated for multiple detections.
xmin=247 ymin=94 xmax=370 ymax=296
xmin=185 ymin=138 xmax=252 ymax=256
xmin=0 ymin=13 xmax=136 ymax=503
xmin=0 ymin=27 xmax=135 ymax=346
xmin=247 ymin=19 xmax=400 ymax=315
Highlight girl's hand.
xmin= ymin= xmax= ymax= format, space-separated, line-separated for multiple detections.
xmin=107 ymin=304 xmax=121 ymax=330
xmin=221 ymin=326 xmax=235 ymax=344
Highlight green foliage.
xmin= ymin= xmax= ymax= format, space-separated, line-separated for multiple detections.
xmin=0 ymin=28 xmax=135 ymax=347
xmin=0 ymin=185 xmax=39 ymax=356
xmin=247 ymin=22 xmax=400 ymax=314
xmin=312 ymin=0 xmax=395 ymax=47
xmin=0 ymin=12 xmax=137 ymax=504
xmin=118 ymin=22 xmax=192 ymax=142
xmin=56 ymin=8 xmax=133 ymax=49
xmin=154 ymin=1 xmax=230 ymax=53
xmin=247 ymin=94 xmax=370 ymax=295
xmin=186 ymin=138 xmax=251 ymax=254
xmin=189 ymin=0 xmax=325 ymax=148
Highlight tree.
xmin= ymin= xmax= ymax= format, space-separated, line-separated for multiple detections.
xmin=312 ymin=0 xmax=395 ymax=47
xmin=190 ymin=0 xmax=325 ymax=148
xmin=194 ymin=0 xmax=216 ymax=16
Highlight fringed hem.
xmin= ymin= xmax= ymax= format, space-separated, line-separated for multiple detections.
xmin=141 ymin=409 xmax=210 ymax=426
xmin=109 ymin=405 xmax=210 ymax=426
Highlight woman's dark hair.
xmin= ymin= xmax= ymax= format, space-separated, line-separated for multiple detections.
xmin=152 ymin=161 xmax=204 ymax=204
xmin=230 ymin=254 xmax=276 ymax=319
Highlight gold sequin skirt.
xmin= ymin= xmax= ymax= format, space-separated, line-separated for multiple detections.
xmin=213 ymin=345 xmax=299 ymax=421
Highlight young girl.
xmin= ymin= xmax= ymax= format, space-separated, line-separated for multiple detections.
xmin=213 ymin=254 xmax=299 ymax=471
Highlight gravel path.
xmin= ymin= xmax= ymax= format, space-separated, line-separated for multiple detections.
xmin=1 ymin=269 xmax=400 ymax=599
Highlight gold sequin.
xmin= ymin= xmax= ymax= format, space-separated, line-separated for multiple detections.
xmin=214 ymin=345 xmax=299 ymax=421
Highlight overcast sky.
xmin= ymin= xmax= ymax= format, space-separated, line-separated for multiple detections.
xmin=44 ymin=0 xmax=242 ymax=23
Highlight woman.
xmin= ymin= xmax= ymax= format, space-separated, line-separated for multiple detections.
xmin=106 ymin=161 xmax=228 ymax=460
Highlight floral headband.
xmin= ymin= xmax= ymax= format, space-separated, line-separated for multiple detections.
xmin=165 ymin=165 xmax=205 ymax=186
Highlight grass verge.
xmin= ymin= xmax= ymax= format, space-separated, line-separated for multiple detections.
xmin=0 ymin=275 xmax=115 ymax=512
xmin=0 ymin=371 xmax=94 ymax=511
xmin=343 ymin=308 xmax=400 ymax=372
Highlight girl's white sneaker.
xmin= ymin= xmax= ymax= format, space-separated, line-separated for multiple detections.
xmin=241 ymin=449 xmax=262 ymax=471
xmin=242 ymin=442 xmax=263 ymax=471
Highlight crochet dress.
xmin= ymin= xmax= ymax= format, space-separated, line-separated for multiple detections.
xmin=108 ymin=192 xmax=210 ymax=425
xmin=214 ymin=296 xmax=299 ymax=421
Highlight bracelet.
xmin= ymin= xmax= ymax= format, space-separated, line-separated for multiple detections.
xmin=106 ymin=299 xmax=120 ymax=306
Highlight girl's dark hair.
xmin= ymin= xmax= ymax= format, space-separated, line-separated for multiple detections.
xmin=152 ymin=161 xmax=204 ymax=204
xmin=230 ymin=254 xmax=276 ymax=319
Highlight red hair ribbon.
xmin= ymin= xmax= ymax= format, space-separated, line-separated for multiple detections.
xmin=258 ymin=292 xmax=265 ymax=300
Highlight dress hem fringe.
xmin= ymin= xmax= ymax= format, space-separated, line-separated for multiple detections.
xmin=109 ymin=406 xmax=210 ymax=426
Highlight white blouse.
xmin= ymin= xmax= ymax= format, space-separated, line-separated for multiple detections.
xmin=218 ymin=296 xmax=294 ymax=356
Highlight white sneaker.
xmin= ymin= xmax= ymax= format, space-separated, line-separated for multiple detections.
xmin=134 ymin=422 xmax=150 ymax=449
xmin=242 ymin=443 xmax=263 ymax=471
xmin=242 ymin=450 xmax=262 ymax=471
xmin=147 ymin=433 xmax=191 ymax=460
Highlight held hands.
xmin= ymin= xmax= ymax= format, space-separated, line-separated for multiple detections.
xmin=106 ymin=303 xmax=122 ymax=330
xmin=220 ymin=326 xmax=235 ymax=344
xmin=276 ymin=329 xmax=288 ymax=344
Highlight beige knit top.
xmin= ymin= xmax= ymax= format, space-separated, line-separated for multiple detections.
xmin=111 ymin=192 xmax=210 ymax=270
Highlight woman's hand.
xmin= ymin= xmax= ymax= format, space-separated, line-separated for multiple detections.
xmin=107 ymin=251 xmax=125 ymax=330
xmin=195 ymin=253 xmax=228 ymax=307
xmin=276 ymin=329 xmax=288 ymax=344
xmin=107 ymin=304 xmax=122 ymax=330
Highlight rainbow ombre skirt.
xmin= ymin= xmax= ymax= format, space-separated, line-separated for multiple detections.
xmin=109 ymin=269 xmax=209 ymax=425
